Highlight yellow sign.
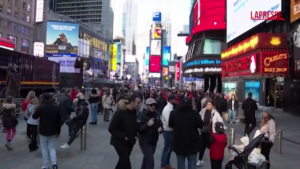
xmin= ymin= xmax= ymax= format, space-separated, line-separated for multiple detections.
xmin=270 ymin=37 xmax=281 ymax=46
xmin=264 ymin=53 xmax=288 ymax=67
xmin=112 ymin=44 xmax=117 ymax=71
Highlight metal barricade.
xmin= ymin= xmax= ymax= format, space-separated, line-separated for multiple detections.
xmin=80 ymin=125 xmax=87 ymax=150
xmin=0 ymin=98 xmax=25 ymax=116
xmin=228 ymin=128 xmax=236 ymax=153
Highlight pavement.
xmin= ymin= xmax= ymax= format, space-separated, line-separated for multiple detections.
xmin=0 ymin=106 xmax=299 ymax=169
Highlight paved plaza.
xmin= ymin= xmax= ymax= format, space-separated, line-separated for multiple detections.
xmin=0 ymin=108 xmax=299 ymax=169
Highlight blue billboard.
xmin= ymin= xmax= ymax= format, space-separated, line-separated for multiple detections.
xmin=116 ymin=42 xmax=121 ymax=64
xmin=146 ymin=47 xmax=149 ymax=66
xmin=185 ymin=59 xmax=221 ymax=67
xmin=162 ymin=46 xmax=171 ymax=66
xmin=152 ymin=12 xmax=162 ymax=22
xmin=45 ymin=21 xmax=79 ymax=57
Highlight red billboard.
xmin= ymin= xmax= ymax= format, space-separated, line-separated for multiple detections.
xmin=175 ymin=62 xmax=180 ymax=80
xmin=149 ymin=56 xmax=161 ymax=72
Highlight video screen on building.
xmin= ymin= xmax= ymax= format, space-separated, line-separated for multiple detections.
xmin=149 ymin=56 xmax=161 ymax=72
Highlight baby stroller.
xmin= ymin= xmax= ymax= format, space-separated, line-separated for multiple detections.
xmin=225 ymin=133 xmax=267 ymax=169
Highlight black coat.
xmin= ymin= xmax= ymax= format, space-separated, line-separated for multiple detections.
xmin=108 ymin=108 xmax=138 ymax=147
xmin=169 ymin=106 xmax=204 ymax=156
xmin=136 ymin=109 xmax=162 ymax=146
xmin=242 ymin=98 xmax=258 ymax=118
xmin=1 ymin=103 xmax=18 ymax=128
xmin=73 ymin=100 xmax=89 ymax=126
xmin=227 ymin=99 xmax=239 ymax=111
xmin=156 ymin=97 xmax=167 ymax=113
xmin=57 ymin=94 xmax=74 ymax=116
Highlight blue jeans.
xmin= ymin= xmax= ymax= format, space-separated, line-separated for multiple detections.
xmin=39 ymin=135 xmax=57 ymax=168
xmin=90 ymin=103 xmax=98 ymax=122
xmin=161 ymin=130 xmax=173 ymax=167
xmin=176 ymin=154 xmax=197 ymax=169
xmin=228 ymin=109 xmax=237 ymax=122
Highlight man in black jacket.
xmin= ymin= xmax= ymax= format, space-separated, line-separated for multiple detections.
xmin=242 ymin=92 xmax=258 ymax=136
xmin=137 ymin=98 xmax=162 ymax=169
xmin=57 ymin=89 xmax=75 ymax=136
xmin=60 ymin=96 xmax=89 ymax=149
xmin=108 ymin=94 xmax=141 ymax=169
xmin=33 ymin=93 xmax=61 ymax=169
xmin=156 ymin=93 xmax=167 ymax=114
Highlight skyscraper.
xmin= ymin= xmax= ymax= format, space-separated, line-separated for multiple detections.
xmin=162 ymin=18 xmax=172 ymax=46
xmin=53 ymin=0 xmax=114 ymax=40
xmin=111 ymin=0 xmax=125 ymax=39
xmin=123 ymin=0 xmax=138 ymax=55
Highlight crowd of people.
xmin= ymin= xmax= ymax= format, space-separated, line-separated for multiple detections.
xmin=0 ymin=87 xmax=276 ymax=169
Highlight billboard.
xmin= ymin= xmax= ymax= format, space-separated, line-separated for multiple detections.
xmin=109 ymin=44 xmax=117 ymax=71
xmin=151 ymin=40 xmax=161 ymax=55
xmin=175 ymin=62 xmax=180 ymax=80
xmin=78 ymin=31 xmax=107 ymax=59
xmin=162 ymin=67 xmax=168 ymax=76
xmin=117 ymin=42 xmax=121 ymax=64
xmin=48 ymin=57 xmax=79 ymax=73
xmin=35 ymin=0 xmax=44 ymax=23
xmin=46 ymin=21 xmax=79 ymax=57
xmin=163 ymin=46 xmax=171 ymax=66
xmin=152 ymin=12 xmax=162 ymax=22
xmin=291 ymin=0 xmax=300 ymax=23
xmin=153 ymin=26 xmax=162 ymax=39
xmin=33 ymin=42 xmax=44 ymax=57
xmin=149 ymin=56 xmax=161 ymax=72
xmin=146 ymin=47 xmax=149 ymax=66
xmin=226 ymin=1 xmax=281 ymax=42
xmin=191 ymin=0 xmax=226 ymax=35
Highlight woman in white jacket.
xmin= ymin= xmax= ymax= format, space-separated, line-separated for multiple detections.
xmin=197 ymin=100 xmax=226 ymax=167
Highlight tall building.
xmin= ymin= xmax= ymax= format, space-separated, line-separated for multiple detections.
xmin=162 ymin=18 xmax=171 ymax=46
xmin=0 ymin=0 xmax=36 ymax=54
xmin=125 ymin=55 xmax=138 ymax=81
xmin=111 ymin=0 xmax=124 ymax=39
xmin=136 ymin=33 xmax=149 ymax=74
xmin=53 ymin=0 xmax=114 ymax=40
xmin=123 ymin=0 xmax=138 ymax=55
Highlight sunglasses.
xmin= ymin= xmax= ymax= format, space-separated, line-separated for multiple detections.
xmin=147 ymin=104 xmax=156 ymax=107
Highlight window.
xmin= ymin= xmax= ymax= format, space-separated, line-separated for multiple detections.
xmin=203 ymin=39 xmax=222 ymax=55
xmin=7 ymin=35 xmax=17 ymax=45
xmin=26 ymin=16 xmax=30 ymax=23
xmin=22 ymin=14 xmax=25 ymax=21
xmin=14 ymin=11 xmax=18 ymax=18
xmin=13 ymin=23 xmax=18 ymax=31
xmin=22 ymin=39 xmax=29 ymax=47
xmin=23 ymin=2 xmax=27 ymax=10
xmin=15 ymin=0 xmax=19 ymax=6
xmin=25 ymin=27 xmax=29 ymax=35
xmin=0 ymin=5 xmax=3 ymax=13
xmin=20 ymin=26 xmax=24 ymax=33
xmin=27 ymin=4 xmax=31 ymax=12
xmin=7 ymin=21 xmax=12 ymax=29
xmin=7 ymin=8 xmax=11 ymax=16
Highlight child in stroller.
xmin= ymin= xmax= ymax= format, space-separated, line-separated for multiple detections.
xmin=225 ymin=133 xmax=267 ymax=169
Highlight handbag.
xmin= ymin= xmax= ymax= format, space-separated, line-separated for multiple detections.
xmin=201 ymin=112 xmax=214 ymax=133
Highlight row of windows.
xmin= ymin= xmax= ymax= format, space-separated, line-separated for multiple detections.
xmin=0 ymin=18 xmax=32 ymax=35
xmin=0 ymin=5 xmax=31 ymax=23
xmin=0 ymin=31 xmax=30 ymax=49
xmin=58 ymin=0 xmax=102 ymax=3
xmin=6 ymin=0 xmax=31 ymax=12
xmin=57 ymin=2 xmax=102 ymax=7
xmin=57 ymin=7 xmax=101 ymax=11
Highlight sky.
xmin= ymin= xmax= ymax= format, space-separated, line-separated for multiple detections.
xmin=135 ymin=0 xmax=191 ymax=72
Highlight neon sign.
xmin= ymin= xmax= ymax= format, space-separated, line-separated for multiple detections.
xmin=184 ymin=67 xmax=221 ymax=74
xmin=221 ymin=33 xmax=288 ymax=60
xmin=221 ymin=55 xmax=254 ymax=73
xmin=264 ymin=53 xmax=287 ymax=66
xmin=185 ymin=59 xmax=221 ymax=67
xmin=262 ymin=53 xmax=288 ymax=73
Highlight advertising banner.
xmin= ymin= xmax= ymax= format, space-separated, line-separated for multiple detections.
xmin=291 ymin=0 xmax=300 ymax=23
xmin=0 ymin=38 xmax=14 ymax=51
xmin=151 ymin=40 xmax=161 ymax=55
xmin=169 ymin=65 xmax=175 ymax=72
xmin=33 ymin=42 xmax=44 ymax=57
xmin=185 ymin=59 xmax=221 ymax=67
xmin=146 ymin=47 xmax=149 ymax=66
xmin=46 ymin=21 xmax=79 ymax=57
xmin=175 ymin=62 xmax=180 ymax=80
xmin=244 ymin=81 xmax=260 ymax=102
xmin=260 ymin=52 xmax=288 ymax=73
xmin=162 ymin=46 xmax=171 ymax=66
xmin=48 ymin=57 xmax=78 ymax=73
xmin=149 ymin=56 xmax=161 ymax=72
xmin=152 ymin=12 xmax=162 ymax=22
xmin=226 ymin=0 xmax=281 ymax=42
xmin=109 ymin=44 xmax=117 ymax=71
xmin=153 ymin=26 xmax=162 ymax=39
xmin=78 ymin=31 xmax=107 ymax=60
xmin=117 ymin=42 xmax=121 ymax=64
xmin=162 ymin=67 xmax=168 ymax=76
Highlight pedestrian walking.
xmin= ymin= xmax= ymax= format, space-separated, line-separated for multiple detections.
xmin=89 ymin=88 xmax=100 ymax=124
xmin=242 ymin=92 xmax=258 ymax=136
xmin=25 ymin=98 xmax=39 ymax=152
xmin=102 ymin=91 xmax=113 ymax=122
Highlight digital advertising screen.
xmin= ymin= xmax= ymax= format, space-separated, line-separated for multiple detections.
xmin=226 ymin=0 xmax=281 ymax=42
xmin=222 ymin=82 xmax=237 ymax=100
xmin=46 ymin=21 xmax=79 ymax=57
xmin=163 ymin=46 xmax=171 ymax=66
xmin=78 ymin=31 xmax=107 ymax=59
xmin=175 ymin=62 xmax=180 ymax=80
xmin=109 ymin=44 xmax=117 ymax=71
xmin=48 ymin=57 xmax=78 ymax=73
xmin=117 ymin=42 xmax=121 ymax=64
xmin=146 ymin=47 xmax=149 ymax=66
xmin=245 ymin=81 xmax=260 ymax=102
xmin=151 ymin=40 xmax=161 ymax=55
xmin=162 ymin=67 xmax=168 ymax=76
xmin=153 ymin=26 xmax=162 ymax=39
xmin=149 ymin=56 xmax=161 ymax=72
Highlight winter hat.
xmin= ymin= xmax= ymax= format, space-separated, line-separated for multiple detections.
xmin=263 ymin=107 xmax=274 ymax=115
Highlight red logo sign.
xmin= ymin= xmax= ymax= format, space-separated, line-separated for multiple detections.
xmin=221 ymin=55 xmax=256 ymax=77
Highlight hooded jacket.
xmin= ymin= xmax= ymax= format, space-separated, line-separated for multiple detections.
xmin=209 ymin=132 xmax=227 ymax=160
xmin=72 ymin=95 xmax=89 ymax=126
xmin=199 ymin=108 xmax=226 ymax=133
xmin=1 ymin=103 xmax=17 ymax=128
xmin=136 ymin=108 xmax=162 ymax=146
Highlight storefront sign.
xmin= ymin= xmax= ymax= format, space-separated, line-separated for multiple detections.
xmin=169 ymin=65 xmax=175 ymax=72
xmin=221 ymin=33 xmax=288 ymax=60
xmin=185 ymin=59 xmax=221 ymax=67
xmin=184 ymin=67 xmax=221 ymax=74
xmin=221 ymin=55 xmax=255 ymax=74
xmin=262 ymin=53 xmax=288 ymax=73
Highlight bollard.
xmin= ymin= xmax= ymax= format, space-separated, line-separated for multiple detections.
xmin=228 ymin=128 xmax=236 ymax=153
xmin=277 ymin=129 xmax=282 ymax=154
xmin=80 ymin=125 xmax=87 ymax=150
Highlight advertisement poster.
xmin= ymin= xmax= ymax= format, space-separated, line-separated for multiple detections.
xmin=245 ymin=81 xmax=260 ymax=102
xmin=149 ymin=56 xmax=161 ymax=72
xmin=78 ymin=31 xmax=107 ymax=59
xmin=153 ymin=27 xmax=162 ymax=39
xmin=176 ymin=62 xmax=180 ymax=80
xmin=146 ymin=47 xmax=149 ymax=66
xmin=46 ymin=21 xmax=79 ymax=57
xmin=117 ymin=42 xmax=121 ymax=64
xmin=109 ymin=44 xmax=117 ymax=71
xmin=163 ymin=46 xmax=171 ymax=66
xmin=162 ymin=67 xmax=168 ymax=76
xmin=151 ymin=40 xmax=161 ymax=55
xmin=48 ymin=57 xmax=78 ymax=73
xmin=222 ymin=82 xmax=237 ymax=100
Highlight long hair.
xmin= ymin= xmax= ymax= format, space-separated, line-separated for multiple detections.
xmin=25 ymin=91 xmax=36 ymax=101
xmin=260 ymin=113 xmax=275 ymax=128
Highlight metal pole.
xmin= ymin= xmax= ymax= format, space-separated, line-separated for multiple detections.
xmin=80 ymin=125 xmax=87 ymax=150
xmin=228 ymin=128 xmax=236 ymax=153
xmin=277 ymin=129 xmax=282 ymax=154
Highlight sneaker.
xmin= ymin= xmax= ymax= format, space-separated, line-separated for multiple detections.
xmin=5 ymin=143 xmax=13 ymax=150
xmin=25 ymin=135 xmax=31 ymax=142
xmin=53 ymin=164 xmax=58 ymax=169
xmin=196 ymin=160 xmax=204 ymax=167
xmin=60 ymin=143 xmax=70 ymax=149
